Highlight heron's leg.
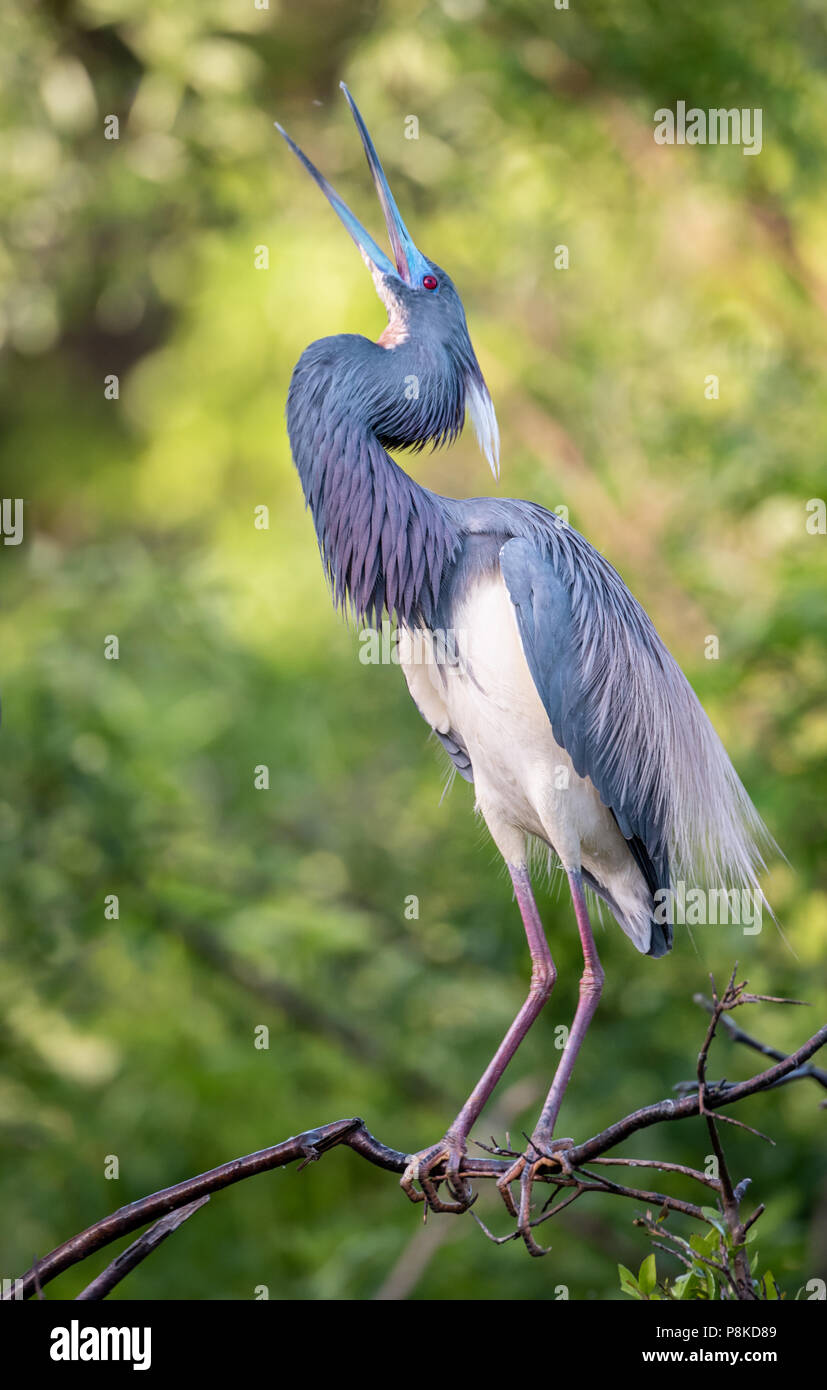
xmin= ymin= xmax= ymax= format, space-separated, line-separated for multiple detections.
xmin=401 ymin=862 xmax=556 ymax=1214
xmin=532 ymin=868 xmax=604 ymax=1139
xmin=497 ymin=868 xmax=604 ymax=1253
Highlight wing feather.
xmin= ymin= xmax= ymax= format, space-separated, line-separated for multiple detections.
xmin=500 ymin=534 xmax=772 ymax=905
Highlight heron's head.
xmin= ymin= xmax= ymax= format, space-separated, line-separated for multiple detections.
xmin=277 ymin=85 xmax=499 ymax=478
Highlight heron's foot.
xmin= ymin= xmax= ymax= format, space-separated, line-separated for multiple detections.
xmin=496 ymin=1136 xmax=576 ymax=1256
xmin=400 ymin=1133 xmax=475 ymax=1214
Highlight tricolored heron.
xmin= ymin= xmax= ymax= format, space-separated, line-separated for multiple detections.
xmin=277 ymin=86 xmax=770 ymax=1252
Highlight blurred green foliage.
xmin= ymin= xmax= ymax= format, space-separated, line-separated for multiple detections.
xmin=0 ymin=0 xmax=825 ymax=1300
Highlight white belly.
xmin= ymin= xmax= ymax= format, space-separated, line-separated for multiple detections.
xmin=399 ymin=568 xmax=651 ymax=949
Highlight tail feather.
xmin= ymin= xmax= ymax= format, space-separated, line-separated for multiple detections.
xmin=655 ymin=655 xmax=777 ymax=902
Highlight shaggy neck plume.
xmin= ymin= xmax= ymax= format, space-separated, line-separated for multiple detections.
xmin=287 ymin=345 xmax=461 ymax=627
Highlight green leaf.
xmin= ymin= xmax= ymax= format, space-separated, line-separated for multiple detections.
xmin=701 ymin=1205 xmax=727 ymax=1236
xmin=691 ymin=1228 xmax=720 ymax=1256
xmin=638 ymin=1253 xmax=658 ymax=1296
xmin=618 ymin=1264 xmax=641 ymax=1299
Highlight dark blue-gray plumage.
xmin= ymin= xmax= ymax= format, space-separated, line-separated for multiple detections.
xmin=278 ymin=86 xmax=772 ymax=1252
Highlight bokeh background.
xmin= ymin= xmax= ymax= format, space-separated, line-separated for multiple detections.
xmin=1 ymin=0 xmax=825 ymax=1300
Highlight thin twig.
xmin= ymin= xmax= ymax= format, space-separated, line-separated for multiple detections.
xmin=711 ymin=1111 xmax=774 ymax=1143
xmin=584 ymin=1156 xmax=720 ymax=1189
xmin=651 ymin=1239 xmax=693 ymax=1270
xmin=569 ymin=1020 xmax=827 ymax=1166
xmin=693 ymin=993 xmax=827 ymax=1091
xmin=75 ymin=1196 xmax=210 ymax=1301
xmin=567 ymin=1170 xmax=708 ymax=1224
xmin=696 ymin=969 xmax=757 ymax=1299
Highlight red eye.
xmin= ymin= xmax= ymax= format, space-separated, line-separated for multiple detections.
xmin=422 ymin=274 xmax=438 ymax=290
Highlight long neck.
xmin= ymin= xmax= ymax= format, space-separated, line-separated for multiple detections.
xmin=287 ymin=340 xmax=461 ymax=627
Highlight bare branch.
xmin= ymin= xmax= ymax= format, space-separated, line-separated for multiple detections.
xmin=4 ymin=1011 xmax=825 ymax=1301
xmin=75 ymin=1197 xmax=210 ymax=1301
xmin=693 ymin=992 xmax=827 ymax=1091
xmin=584 ymin=1156 xmax=720 ymax=1189
xmin=568 ymin=1020 xmax=827 ymax=1166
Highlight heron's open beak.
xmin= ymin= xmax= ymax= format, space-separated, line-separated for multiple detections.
xmin=276 ymin=84 xmax=431 ymax=288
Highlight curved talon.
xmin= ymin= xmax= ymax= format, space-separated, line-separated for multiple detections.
xmin=517 ymin=1163 xmax=554 ymax=1256
xmin=400 ymin=1139 xmax=475 ymax=1214
xmin=544 ymin=1136 xmax=576 ymax=1177
xmin=495 ymin=1137 xmax=575 ymax=1252
xmin=496 ymin=1156 xmax=524 ymax=1219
